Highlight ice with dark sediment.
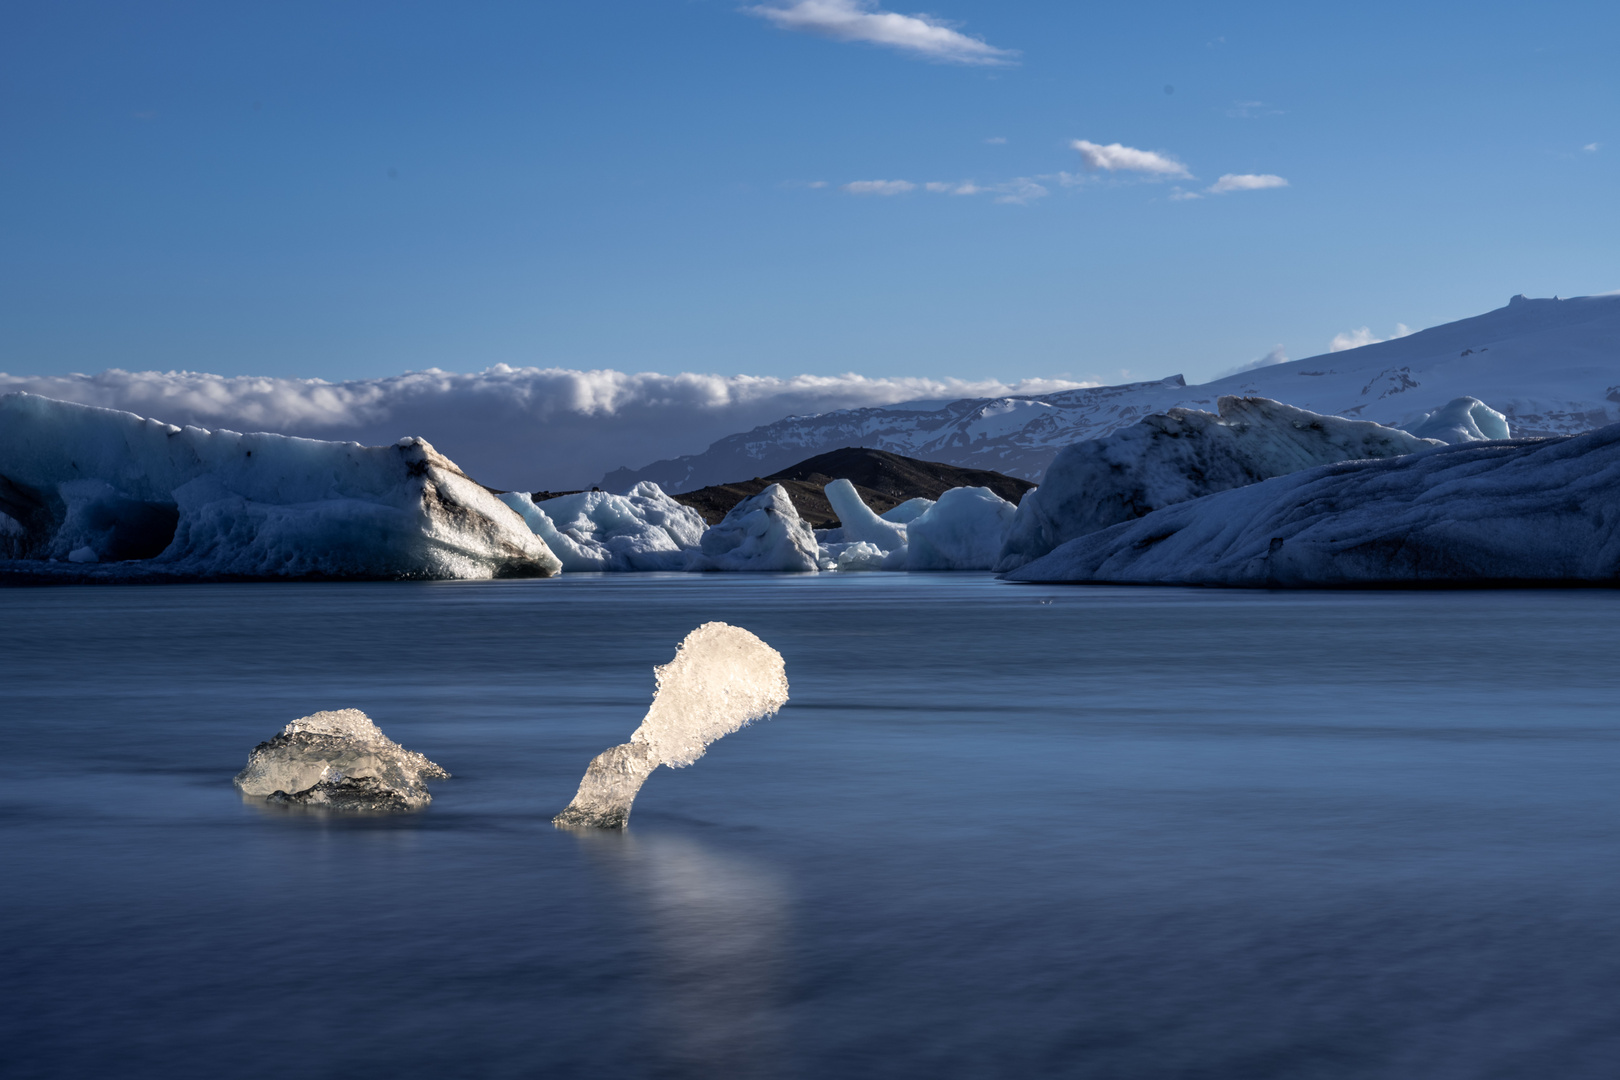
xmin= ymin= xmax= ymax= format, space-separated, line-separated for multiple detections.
xmin=234 ymin=709 xmax=449 ymax=811
xmin=995 ymin=396 xmax=1442 ymax=573
xmin=0 ymin=392 xmax=560 ymax=580
xmin=554 ymin=623 xmax=789 ymax=828
xmin=1005 ymin=422 xmax=1620 ymax=587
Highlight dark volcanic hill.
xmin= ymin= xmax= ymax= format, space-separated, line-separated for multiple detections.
xmin=670 ymin=447 xmax=1037 ymax=527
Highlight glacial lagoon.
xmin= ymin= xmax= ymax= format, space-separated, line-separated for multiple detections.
xmin=4 ymin=574 xmax=1620 ymax=1078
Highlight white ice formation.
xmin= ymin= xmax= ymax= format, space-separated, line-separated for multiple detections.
xmin=905 ymin=486 xmax=1018 ymax=570
xmin=690 ymin=483 xmax=820 ymax=572
xmin=1005 ymin=423 xmax=1620 ymax=587
xmin=995 ymin=396 xmax=1441 ymax=572
xmin=824 ymin=479 xmax=909 ymax=551
xmin=1407 ymin=396 xmax=1512 ymax=444
xmin=554 ymin=623 xmax=789 ymax=828
xmin=234 ymin=709 xmax=449 ymax=811
xmin=0 ymin=393 xmax=560 ymax=579
xmin=880 ymin=497 xmax=935 ymax=524
xmin=499 ymin=481 xmax=705 ymax=572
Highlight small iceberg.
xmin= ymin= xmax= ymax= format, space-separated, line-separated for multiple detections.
xmin=234 ymin=709 xmax=449 ymax=811
xmin=554 ymin=623 xmax=789 ymax=828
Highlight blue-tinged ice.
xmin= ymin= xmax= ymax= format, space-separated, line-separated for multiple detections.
xmin=690 ymin=484 xmax=820 ymax=572
xmin=906 ymin=486 xmax=1018 ymax=571
xmin=1407 ymin=397 xmax=1511 ymax=444
xmin=499 ymin=482 xmax=704 ymax=571
xmin=996 ymin=396 xmax=1441 ymax=572
xmin=0 ymin=393 xmax=560 ymax=579
xmin=1005 ymin=423 xmax=1620 ymax=587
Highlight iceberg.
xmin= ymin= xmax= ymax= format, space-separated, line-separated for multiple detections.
xmin=499 ymin=481 xmax=705 ymax=572
xmin=234 ymin=709 xmax=449 ymax=811
xmin=823 ymin=479 xmax=908 ymax=552
xmin=880 ymin=497 xmax=935 ymax=524
xmin=906 ymin=486 xmax=1018 ymax=571
xmin=995 ymin=396 xmax=1440 ymax=572
xmin=690 ymin=483 xmax=820 ymax=572
xmin=1407 ymin=396 xmax=1512 ymax=444
xmin=0 ymin=393 xmax=560 ymax=580
xmin=1005 ymin=423 xmax=1620 ymax=587
xmin=554 ymin=623 xmax=789 ymax=828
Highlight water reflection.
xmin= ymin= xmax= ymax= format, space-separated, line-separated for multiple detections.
xmin=571 ymin=829 xmax=792 ymax=1078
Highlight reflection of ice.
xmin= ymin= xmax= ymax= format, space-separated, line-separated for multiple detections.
xmin=574 ymin=831 xmax=792 ymax=1078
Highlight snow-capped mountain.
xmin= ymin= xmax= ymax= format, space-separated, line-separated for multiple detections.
xmin=603 ymin=293 xmax=1620 ymax=493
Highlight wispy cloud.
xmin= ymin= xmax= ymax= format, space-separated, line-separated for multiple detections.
xmin=746 ymin=1 xmax=1017 ymax=66
xmin=0 ymin=368 xmax=1095 ymax=490
xmin=1584 ymin=142 xmax=1600 ymax=152
xmin=1168 ymin=188 xmax=1202 ymax=201
xmin=1330 ymin=323 xmax=1411 ymax=353
xmin=1213 ymin=345 xmax=1289 ymax=379
xmin=1207 ymin=173 xmax=1288 ymax=194
xmin=985 ymin=136 xmax=1007 ymax=145
xmin=1225 ymin=100 xmax=1282 ymax=119
xmin=1070 ymin=140 xmax=1191 ymax=179
xmin=843 ymin=179 xmax=916 ymax=195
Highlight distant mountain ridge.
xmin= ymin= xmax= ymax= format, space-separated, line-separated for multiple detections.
xmin=603 ymin=293 xmax=1620 ymax=493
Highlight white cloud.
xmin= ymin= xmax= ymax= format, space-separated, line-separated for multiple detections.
xmin=1225 ymin=101 xmax=1282 ymax=119
xmin=1070 ymin=140 xmax=1191 ymax=179
xmin=844 ymin=179 xmax=916 ymax=195
xmin=1168 ymin=188 xmax=1202 ymax=201
xmin=1207 ymin=173 xmax=1289 ymax=194
xmin=746 ymin=0 xmax=1017 ymax=65
xmin=1212 ymin=345 xmax=1288 ymax=379
xmin=0 ymin=367 xmax=1094 ymax=490
xmin=1584 ymin=142 xmax=1600 ymax=152
xmin=1329 ymin=322 xmax=1411 ymax=353
xmin=985 ymin=136 xmax=1007 ymax=145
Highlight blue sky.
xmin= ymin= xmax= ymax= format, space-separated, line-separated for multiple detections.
xmin=2 ymin=0 xmax=1616 ymax=386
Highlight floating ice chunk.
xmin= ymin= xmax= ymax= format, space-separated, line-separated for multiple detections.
xmin=554 ymin=623 xmax=789 ymax=828
xmin=880 ymin=497 xmax=935 ymax=524
xmin=996 ymin=396 xmax=1440 ymax=572
xmin=234 ymin=709 xmax=449 ymax=812
xmin=0 ymin=393 xmax=560 ymax=580
xmin=823 ymin=479 xmax=907 ymax=551
xmin=906 ymin=486 xmax=1017 ymax=570
xmin=689 ymin=483 xmax=819 ymax=572
xmin=1005 ymin=423 xmax=1620 ymax=587
xmin=66 ymin=545 xmax=98 ymax=563
xmin=1407 ymin=397 xmax=1511 ymax=443
xmin=829 ymin=540 xmax=892 ymax=571
xmin=499 ymin=481 xmax=704 ymax=571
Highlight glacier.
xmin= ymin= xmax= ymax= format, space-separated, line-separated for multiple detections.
xmin=1005 ymin=424 xmax=1620 ymax=588
xmin=554 ymin=623 xmax=789 ymax=828
xmin=499 ymin=482 xmax=705 ymax=572
xmin=607 ymin=293 xmax=1620 ymax=491
xmin=907 ymin=486 xmax=1018 ymax=571
xmin=235 ymin=709 xmax=449 ymax=812
xmin=996 ymin=396 xmax=1443 ymax=572
xmin=690 ymin=483 xmax=821 ymax=572
xmin=0 ymin=393 xmax=560 ymax=580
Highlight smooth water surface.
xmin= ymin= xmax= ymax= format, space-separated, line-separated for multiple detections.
xmin=3 ymin=575 xmax=1620 ymax=1079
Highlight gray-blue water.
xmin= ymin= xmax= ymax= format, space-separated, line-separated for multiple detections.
xmin=4 ymin=576 xmax=1620 ymax=1079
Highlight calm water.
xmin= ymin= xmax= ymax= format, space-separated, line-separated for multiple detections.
xmin=3 ymin=575 xmax=1620 ymax=1079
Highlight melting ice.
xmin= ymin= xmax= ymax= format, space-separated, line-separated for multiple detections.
xmin=234 ymin=709 xmax=449 ymax=811
xmin=554 ymin=623 xmax=789 ymax=828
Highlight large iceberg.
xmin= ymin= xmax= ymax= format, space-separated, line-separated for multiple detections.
xmin=235 ymin=709 xmax=449 ymax=812
xmin=690 ymin=484 xmax=820 ymax=572
xmin=554 ymin=623 xmax=789 ymax=828
xmin=906 ymin=486 xmax=1018 ymax=571
xmin=995 ymin=396 xmax=1442 ymax=572
xmin=1005 ymin=424 xmax=1620 ymax=587
xmin=499 ymin=482 xmax=704 ymax=572
xmin=0 ymin=393 xmax=560 ymax=579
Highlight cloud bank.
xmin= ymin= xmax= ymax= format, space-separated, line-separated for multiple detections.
xmin=747 ymin=0 xmax=1016 ymax=66
xmin=1330 ymin=323 xmax=1411 ymax=352
xmin=0 ymin=366 xmax=1093 ymax=490
xmin=1071 ymin=140 xmax=1191 ymax=178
